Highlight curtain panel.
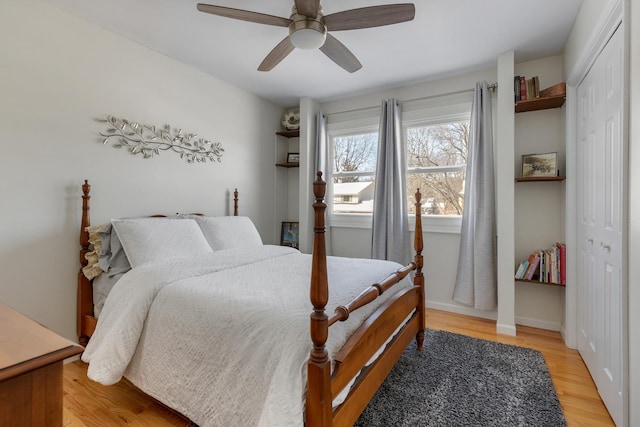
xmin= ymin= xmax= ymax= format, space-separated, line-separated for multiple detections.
xmin=371 ymin=99 xmax=408 ymax=263
xmin=452 ymin=82 xmax=497 ymax=310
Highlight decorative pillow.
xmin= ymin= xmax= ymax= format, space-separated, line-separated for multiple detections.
xmin=98 ymin=223 xmax=132 ymax=277
xmin=194 ymin=216 xmax=263 ymax=251
xmin=111 ymin=218 xmax=213 ymax=267
xmin=82 ymin=223 xmax=108 ymax=280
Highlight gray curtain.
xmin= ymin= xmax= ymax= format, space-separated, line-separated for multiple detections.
xmin=371 ymin=99 xmax=408 ymax=263
xmin=452 ymin=81 xmax=497 ymax=310
xmin=315 ymin=112 xmax=331 ymax=254
xmin=315 ymin=112 xmax=327 ymax=177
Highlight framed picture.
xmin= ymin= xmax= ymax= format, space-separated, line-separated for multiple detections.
xmin=287 ymin=152 xmax=300 ymax=163
xmin=522 ymin=152 xmax=558 ymax=177
xmin=280 ymin=221 xmax=299 ymax=248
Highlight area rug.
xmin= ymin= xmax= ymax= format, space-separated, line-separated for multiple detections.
xmin=354 ymin=329 xmax=567 ymax=426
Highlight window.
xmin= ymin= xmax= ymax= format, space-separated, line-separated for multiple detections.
xmin=326 ymin=100 xmax=471 ymax=232
xmin=330 ymin=130 xmax=378 ymax=214
xmin=406 ymin=120 xmax=469 ymax=217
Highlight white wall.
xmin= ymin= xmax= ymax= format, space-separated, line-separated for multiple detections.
xmin=495 ymin=50 xmax=516 ymax=335
xmin=564 ymin=0 xmax=619 ymax=77
xmin=0 ymin=0 xmax=282 ymax=341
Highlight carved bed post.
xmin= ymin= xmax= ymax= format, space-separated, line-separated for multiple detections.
xmin=413 ymin=189 xmax=425 ymax=350
xmin=233 ymin=188 xmax=238 ymax=216
xmin=306 ymin=172 xmax=332 ymax=427
xmin=77 ymin=180 xmax=92 ymax=347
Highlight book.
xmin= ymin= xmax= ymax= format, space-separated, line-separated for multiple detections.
xmin=515 ymin=261 xmax=528 ymax=279
xmin=556 ymin=242 xmax=566 ymax=285
xmin=550 ymin=245 xmax=558 ymax=283
xmin=522 ymin=252 xmax=538 ymax=279
xmin=539 ymin=250 xmax=547 ymax=282
xmin=514 ymin=76 xmax=521 ymax=101
xmin=520 ymin=76 xmax=527 ymax=100
xmin=526 ymin=254 xmax=540 ymax=280
xmin=533 ymin=76 xmax=540 ymax=98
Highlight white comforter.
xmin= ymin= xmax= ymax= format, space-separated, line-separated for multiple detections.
xmin=82 ymin=245 xmax=412 ymax=427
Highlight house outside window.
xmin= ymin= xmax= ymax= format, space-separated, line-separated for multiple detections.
xmin=330 ymin=129 xmax=378 ymax=214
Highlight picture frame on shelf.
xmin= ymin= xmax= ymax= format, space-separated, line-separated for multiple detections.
xmin=522 ymin=152 xmax=558 ymax=178
xmin=280 ymin=221 xmax=299 ymax=248
xmin=287 ymin=152 xmax=300 ymax=163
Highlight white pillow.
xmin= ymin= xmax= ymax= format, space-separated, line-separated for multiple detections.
xmin=194 ymin=216 xmax=263 ymax=251
xmin=111 ymin=218 xmax=212 ymax=267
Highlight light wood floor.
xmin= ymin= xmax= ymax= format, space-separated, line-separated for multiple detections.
xmin=62 ymin=308 xmax=615 ymax=426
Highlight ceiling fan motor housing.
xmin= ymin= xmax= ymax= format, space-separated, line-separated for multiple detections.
xmin=289 ymin=13 xmax=327 ymax=49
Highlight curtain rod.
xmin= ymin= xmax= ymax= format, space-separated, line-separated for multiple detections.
xmin=325 ymin=82 xmax=498 ymax=117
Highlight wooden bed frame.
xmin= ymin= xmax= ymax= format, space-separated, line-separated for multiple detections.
xmin=77 ymin=172 xmax=424 ymax=427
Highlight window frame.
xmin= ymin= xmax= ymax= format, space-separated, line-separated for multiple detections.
xmin=327 ymin=120 xmax=379 ymax=221
xmin=326 ymin=101 xmax=471 ymax=234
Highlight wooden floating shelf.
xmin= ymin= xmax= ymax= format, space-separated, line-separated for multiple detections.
xmin=275 ymin=162 xmax=299 ymax=168
xmin=515 ymin=82 xmax=566 ymax=113
xmin=515 ymin=278 xmax=565 ymax=287
xmin=515 ymin=94 xmax=566 ymax=113
xmin=515 ymin=176 xmax=566 ymax=182
xmin=276 ymin=130 xmax=300 ymax=138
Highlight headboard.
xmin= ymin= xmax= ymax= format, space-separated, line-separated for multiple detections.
xmin=77 ymin=180 xmax=239 ymax=346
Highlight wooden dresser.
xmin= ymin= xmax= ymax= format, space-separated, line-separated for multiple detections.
xmin=0 ymin=301 xmax=83 ymax=426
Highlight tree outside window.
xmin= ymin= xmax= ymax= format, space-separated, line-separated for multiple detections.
xmin=331 ymin=132 xmax=377 ymax=214
xmin=328 ymin=119 xmax=469 ymax=217
xmin=406 ymin=121 xmax=469 ymax=216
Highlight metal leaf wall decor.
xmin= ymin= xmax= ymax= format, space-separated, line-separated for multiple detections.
xmin=98 ymin=115 xmax=224 ymax=164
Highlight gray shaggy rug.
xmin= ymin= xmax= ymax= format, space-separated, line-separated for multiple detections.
xmin=354 ymin=329 xmax=567 ymax=426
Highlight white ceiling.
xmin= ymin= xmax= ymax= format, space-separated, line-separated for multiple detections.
xmin=43 ymin=0 xmax=583 ymax=107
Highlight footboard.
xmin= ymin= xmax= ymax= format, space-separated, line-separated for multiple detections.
xmin=306 ymin=172 xmax=425 ymax=427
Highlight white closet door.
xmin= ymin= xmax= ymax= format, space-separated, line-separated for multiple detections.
xmin=576 ymin=26 xmax=625 ymax=426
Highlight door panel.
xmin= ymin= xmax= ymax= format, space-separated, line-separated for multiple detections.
xmin=576 ymin=26 xmax=625 ymax=426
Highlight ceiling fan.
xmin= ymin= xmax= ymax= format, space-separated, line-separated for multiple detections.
xmin=196 ymin=0 xmax=415 ymax=73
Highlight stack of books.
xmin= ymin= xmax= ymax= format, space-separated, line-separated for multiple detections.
xmin=514 ymin=242 xmax=566 ymax=285
xmin=514 ymin=75 xmax=541 ymax=102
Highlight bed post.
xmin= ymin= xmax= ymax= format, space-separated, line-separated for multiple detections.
xmin=233 ymin=188 xmax=238 ymax=216
xmin=306 ymin=172 xmax=332 ymax=427
xmin=77 ymin=180 xmax=92 ymax=347
xmin=414 ymin=189 xmax=425 ymax=350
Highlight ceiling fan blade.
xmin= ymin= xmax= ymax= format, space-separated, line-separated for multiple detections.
xmin=294 ymin=0 xmax=320 ymax=17
xmin=319 ymin=34 xmax=362 ymax=73
xmin=324 ymin=4 xmax=415 ymax=31
xmin=197 ymin=4 xmax=291 ymax=27
xmin=258 ymin=37 xmax=296 ymax=71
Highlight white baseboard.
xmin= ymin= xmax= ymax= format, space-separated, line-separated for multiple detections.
xmin=514 ymin=315 xmax=561 ymax=332
xmin=427 ymin=301 xmax=561 ymax=333
xmin=496 ymin=323 xmax=517 ymax=336
xmin=426 ymin=301 xmax=497 ymax=321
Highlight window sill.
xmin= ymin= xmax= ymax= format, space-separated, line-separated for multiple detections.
xmin=329 ymin=214 xmax=462 ymax=234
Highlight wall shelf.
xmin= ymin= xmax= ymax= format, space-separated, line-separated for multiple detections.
xmin=515 ymin=176 xmax=566 ymax=182
xmin=515 ymin=278 xmax=565 ymax=287
xmin=515 ymin=82 xmax=566 ymax=113
xmin=276 ymin=130 xmax=299 ymax=138
xmin=515 ymin=94 xmax=566 ymax=113
xmin=275 ymin=162 xmax=299 ymax=168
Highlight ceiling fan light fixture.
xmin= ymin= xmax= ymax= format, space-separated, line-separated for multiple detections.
xmin=290 ymin=28 xmax=326 ymax=49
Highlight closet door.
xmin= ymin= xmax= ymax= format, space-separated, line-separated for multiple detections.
xmin=576 ymin=26 xmax=625 ymax=426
